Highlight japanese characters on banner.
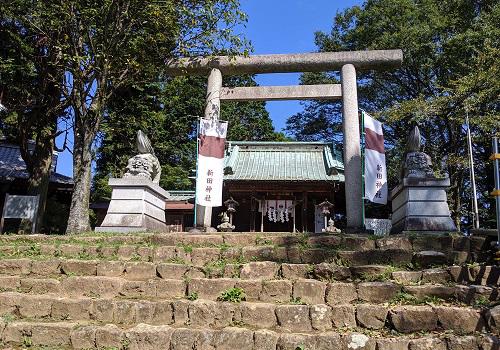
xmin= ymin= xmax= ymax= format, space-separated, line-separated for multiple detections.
xmin=196 ymin=118 xmax=228 ymax=207
xmin=363 ymin=112 xmax=388 ymax=204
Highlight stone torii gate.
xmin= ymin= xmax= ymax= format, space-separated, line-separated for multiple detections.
xmin=165 ymin=49 xmax=403 ymax=231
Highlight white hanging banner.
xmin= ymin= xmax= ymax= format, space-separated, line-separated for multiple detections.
xmin=196 ymin=118 xmax=228 ymax=207
xmin=364 ymin=112 xmax=388 ymax=204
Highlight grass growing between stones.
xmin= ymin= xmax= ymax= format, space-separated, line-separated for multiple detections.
xmin=217 ymin=287 xmax=246 ymax=303
xmin=203 ymin=259 xmax=227 ymax=277
xmin=186 ymin=292 xmax=198 ymax=301
xmin=389 ymin=291 xmax=446 ymax=306
xmin=255 ymin=235 xmax=273 ymax=245
xmin=360 ymin=266 xmax=398 ymax=282
xmin=330 ymin=257 xmax=351 ymax=267
xmin=474 ymin=295 xmax=492 ymax=307
xmin=177 ymin=243 xmax=193 ymax=253
xmin=2 ymin=313 xmax=16 ymax=324
xmin=297 ymin=233 xmax=311 ymax=251
xmin=290 ymin=297 xmax=306 ymax=305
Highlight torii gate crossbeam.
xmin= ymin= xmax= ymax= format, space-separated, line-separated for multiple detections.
xmin=165 ymin=50 xmax=403 ymax=231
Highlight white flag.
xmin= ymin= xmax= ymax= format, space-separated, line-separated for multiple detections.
xmin=196 ymin=118 xmax=228 ymax=207
xmin=364 ymin=112 xmax=388 ymax=204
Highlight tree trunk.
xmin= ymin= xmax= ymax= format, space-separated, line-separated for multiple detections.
xmin=449 ymin=169 xmax=462 ymax=232
xmin=66 ymin=126 xmax=94 ymax=234
xmin=18 ymin=112 xmax=58 ymax=233
xmin=21 ymin=137 xmax=54 ymax=233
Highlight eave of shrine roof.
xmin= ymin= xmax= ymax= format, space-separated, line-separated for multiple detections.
xmin=167 ymin=190 xmax=196 ymax=201
xmin=223 ymin=141 xmax=344 ymax=182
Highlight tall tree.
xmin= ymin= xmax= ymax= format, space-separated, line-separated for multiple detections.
xmin=285 ymin=0 xmax=499 ymax=229
xmin=2 ymin=0 xmax=250 ymax=233
xmin=1 ymin=1 xmax=70 ymax=231
xmin=92 ymin=74 xmax=281 ymax=202
xmin=63 ymin=0 xmax=249 ymax=233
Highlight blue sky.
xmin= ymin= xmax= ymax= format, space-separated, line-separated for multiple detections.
xmin=239 ymin=0 xmax=361 ymax=131
xmin=56 ymin=0 xmax=362 ymax=177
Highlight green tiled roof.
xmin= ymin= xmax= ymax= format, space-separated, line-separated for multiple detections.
xmin=224 ymin=141 xmax=344 ymax=182
xmin=167 ymin=190 xmax=195 ymax=201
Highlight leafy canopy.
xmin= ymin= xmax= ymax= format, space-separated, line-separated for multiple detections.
xmin=285 ymin=0 xmax=499 ymax=227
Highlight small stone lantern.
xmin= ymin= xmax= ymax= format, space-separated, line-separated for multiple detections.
xmin=317 ymin=199 xmax=340 ymax=234
xmin=224 ymin=197 xmax=239 ymax=226
xmin=217 ymin=212 xmax=235 ymax=232
xmin=317 ymin=199 xmax=333 ymax=227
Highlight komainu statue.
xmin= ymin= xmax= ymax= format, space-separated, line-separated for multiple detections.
xmin=401 ymin=126 xmax=435 ymax=179
xmin=124 ymin=130 xmax=161 ymax=183
xmin=390 ymin=124 xmax=456 ymax=233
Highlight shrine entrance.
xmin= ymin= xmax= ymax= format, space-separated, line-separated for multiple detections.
xmin=216 ymin=141 xmax=345 ymax=233
xmin=165 ymin=49 xmax=403 ymax=231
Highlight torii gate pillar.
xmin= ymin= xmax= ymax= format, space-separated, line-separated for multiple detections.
xmin=196 ymin=68 xmax=222 ymax=230
xmin=341 ymin=64 xmax=363 ymax=228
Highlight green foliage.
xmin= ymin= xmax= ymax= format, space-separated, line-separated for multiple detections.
xmin=290 ymin=297 xmax=306 ymax=305
xmin=360 ymin=267 xmax=396 ymax=282
xmin=218 ymin=287 xmax=246 ymax=302
xmin=92 ymin=73 xmax=284 ymax=198
xmin=286 ymin=0 xmax=500 ymax=228
xmin=24 ymin=244 xmax=41 ymax=258
xmin=1 ymin=0 xmax=254 ymax=233
xmin=2 ymin=313 xmax=15 ymax=324
xmin=177 ymin=243 xmax=194 ymax=253
xmin=23 ymin=335 xmax=32 ymax=347
xmin=474 ymin=295 xmax=491 ymax=307
xmin=130 ymin=253 xmax=142 ymax=261
xmin=255 ymin=235 xmax=273 ymax=245
xmin=297 ymin=233 xmax=310 ymax=250
xmin=186 ymin=292 xmax=199 ymax=301
xmin=390 ymin=291 xmax=446 ymax=306
xmin=390 ymin=292 xmax=420 ymax=305
xmin=203 ymin=259 xmax=227 ymax=277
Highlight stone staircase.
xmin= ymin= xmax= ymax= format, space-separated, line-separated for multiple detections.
xmin=0 ymin=232 xmax=498 ymax=350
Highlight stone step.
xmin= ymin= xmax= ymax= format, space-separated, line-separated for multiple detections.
xmin=0 ymin=258 xmax=498 ymax=287
xmin=2 ymin=258 xmax=498 ymax=287
xmin=1 ymin=274 xmax=498 ymax=306
xmin=0 ymin=292 xmax=496 ymax=335
xmin=0 ymin=241 xmax=488 ymax=267
xmin=0 ymin=320 xmax=498 ymax=350
xmin=0 ymin=232 xmax=490 ymax=255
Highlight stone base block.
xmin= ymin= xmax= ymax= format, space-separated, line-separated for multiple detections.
xmin=391 ymin=217 xmax=456 ymax=235
xmin=390 ymin=177 xmax=456 ymax=234
xmin=95 ymin=178 xmax=169 ymax=233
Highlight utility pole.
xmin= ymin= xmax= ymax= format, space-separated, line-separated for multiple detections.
xmin=491 ymin=137 xmax=500 ymax=244
xmin=466 ymin=113 xmax=480 ymax=230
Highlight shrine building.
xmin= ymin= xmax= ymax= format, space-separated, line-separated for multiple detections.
xmin=165 ymin=141 xmax=346 ymax=233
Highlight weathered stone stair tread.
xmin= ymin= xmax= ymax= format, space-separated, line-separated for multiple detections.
xmin=1 ymin=320 xmax=498 ymax=350
xmin=0 ymin=244 xmax=420 ymax=265
xmin=0 ymin=244 xmax=491 ymax=269
xmin=0 ymin=233 xmax=497 ymax=349
xmin=0 ymin=232 xmax=492 ymax=268
xmin=0 ymin=231 xmax=490 ymax=252
xmin=1 ymin=274 xmax=498 ymax=307
xmin=0 ymin=258 xmax=498 ymax=288
xmin=0 ymin=291 xmax=495 ymax=335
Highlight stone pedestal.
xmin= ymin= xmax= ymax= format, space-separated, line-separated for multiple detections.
xmin=390 ymin=177 xmax=456 ymax=234
xmin=95 ymin=178 xmax=168 ymax=233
